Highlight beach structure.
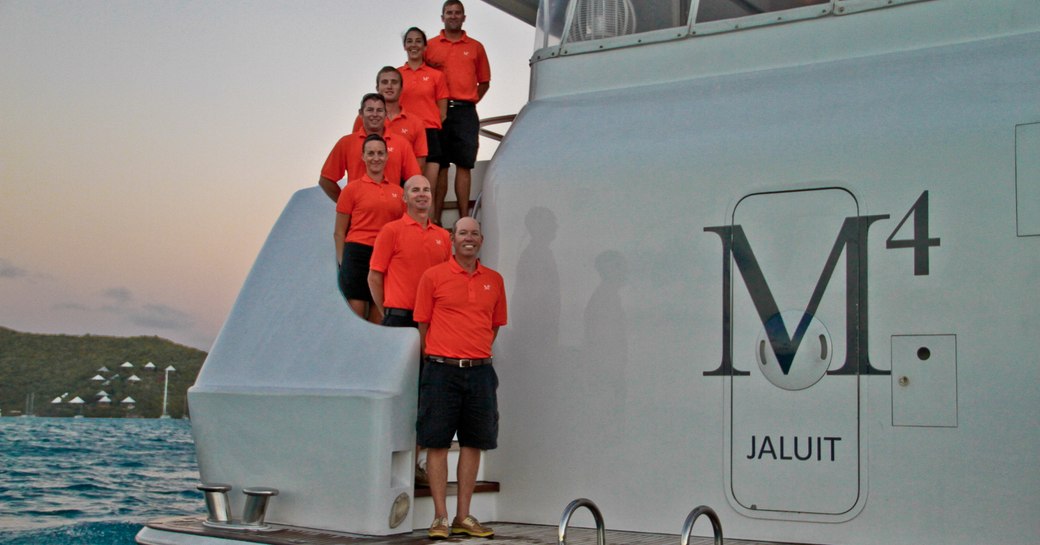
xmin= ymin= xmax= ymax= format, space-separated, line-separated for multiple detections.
xmin=91 ymin=374 xmax=106 ymax=381
xmin=121 ymin=361 xmax=134 ymax=369
xmin=145 ymin=362 xmax=156 ymax=371
xmin=139 ymin=1 xmax=1039 ymax=544
xmin=160 ymin=365 xmax=176 ymax=419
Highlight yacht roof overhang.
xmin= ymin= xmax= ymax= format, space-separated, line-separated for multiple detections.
xmin=482 ymin=0 xmax=537 ymax=25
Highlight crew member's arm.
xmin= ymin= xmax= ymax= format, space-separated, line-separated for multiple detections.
xmin=491 ymin=325 xmax=500 ymax=344
xmin=418 ymin=323 xmax=429 ymax=356
xmin=368 ymin=270 xmax=385 ymax=317
xmin=437 ymin=98 xmax=448 ymax=122
xmin=320 ymin=176 xmax=342 ymax=203
xmin=476 ymin=82 xmax=489 ymax=103
xmin=334 ymin=213 xmax=350 ymax=266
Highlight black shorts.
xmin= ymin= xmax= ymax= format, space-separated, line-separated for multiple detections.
xmin=416 ymin=360 xmax=498 ymax=450
xmin=424 ymin=128 xmax=443 ymax=165
xmin=438 ymin=101 xmax=479 ymax=169
xmin=381 ymin=308 xmax=417 ymax=328
xmin=338 ymin=242 xmax=373 ymax=302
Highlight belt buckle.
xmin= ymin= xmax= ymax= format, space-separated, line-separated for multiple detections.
xmin=458 ymin=359 xmax=473 ymax=367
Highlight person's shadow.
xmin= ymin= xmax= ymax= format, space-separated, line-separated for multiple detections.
xmin=509 ymin=206 xmax=561 ymax=364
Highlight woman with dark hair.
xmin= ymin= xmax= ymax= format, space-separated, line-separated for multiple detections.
xmin=399 ymin=26 xmax=449 ymax=221
xmin=334 ymin=133 xmax=406 ymax=323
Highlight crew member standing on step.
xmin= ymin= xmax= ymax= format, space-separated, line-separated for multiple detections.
xmin=352 ymin=67 xmax=429 ymax=172
xmin=414 ymin=217 xmax=506 ymax=539
xmin=318 ymin=93 xmax=421 ymax=203
xmin=424 ymin=0 xmax=490 ymax=225
xmin=368 ymin=175 xmax=450 ymax=328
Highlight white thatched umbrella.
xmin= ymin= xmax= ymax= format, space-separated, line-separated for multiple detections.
xmin=127 ymin=374 xmax=141 ymax=383
xmin=69 ymin=397 xmax=84 ymax=404
xmin=98 ymin=396 xmax=112 ymax=404
xmin=121 ymin=361 xmax=134 ymax=369
xmin=97 ymin=366 xmax=110 ymax=373
xmin=91 ymin=374 xmax=106 ymax=381
xmin=51 ymin=396 xmax=63 ymax=404
xmin=121 ymin=396 xmax=136 ymax=405
xmin=144 ymin=362 xmax=156 ymax=371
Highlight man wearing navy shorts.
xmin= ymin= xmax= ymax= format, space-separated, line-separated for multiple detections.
xmin=413 ymin=217 xmax=506 ymax=539
xmin=424 ymin=0 xmax=490 ymax=223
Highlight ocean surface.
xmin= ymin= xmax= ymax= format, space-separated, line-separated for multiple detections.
xmin=0 ymin=417 xmax=204 ymax=545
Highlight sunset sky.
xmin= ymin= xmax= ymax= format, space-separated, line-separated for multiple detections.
xmin=0 ymin=1 xmax=532 ymax=350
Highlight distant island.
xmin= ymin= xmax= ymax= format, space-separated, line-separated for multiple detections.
xmin=0 ymin=326 xmax=206 ymax=418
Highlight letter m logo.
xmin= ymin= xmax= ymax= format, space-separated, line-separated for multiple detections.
xmin=703 ymin=215 xmax=890 ymax=377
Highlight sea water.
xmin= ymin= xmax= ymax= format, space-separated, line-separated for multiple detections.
xmin=0 ymin=418 xmax=203 ymax=545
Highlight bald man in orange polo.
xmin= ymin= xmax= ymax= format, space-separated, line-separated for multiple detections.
xmin=414 ymin=217 xmax=506 ymax=539
xmin=368 ymin=175 xmax=450 ymax=327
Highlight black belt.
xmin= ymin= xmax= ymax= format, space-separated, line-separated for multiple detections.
xmin=426 ymin=355 xmax=492 ymax=367
xmin=384 ymin=308 xmax=413 ymax=318
xmin=448 ymin=99 xmax=475 ymax=108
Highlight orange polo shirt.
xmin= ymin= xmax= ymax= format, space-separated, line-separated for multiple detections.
xmin=321 ymin=130 xmax=421 ymax=186
xmin=414 ymin=258 xmax=507 ymax=359
xmin=399 ymin=63 xmax=450 ymax=129
xmin=369 ymin=215 xmax=451 ymax=310
xmin=335 ymin=174 xmax=406 ymax=246
xmin=351 ymin=110 xmax=428 ymax=158
xmin=424 ymin=31 xmax=490 ymax=103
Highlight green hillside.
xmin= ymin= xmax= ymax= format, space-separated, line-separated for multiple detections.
xmin=0 ymin=326 xmax=206 ymax=418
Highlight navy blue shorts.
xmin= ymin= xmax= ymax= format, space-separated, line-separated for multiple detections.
xmin=416 ymin=360 xmax=498 ymax=450
xmin=381 ymin=308 xmax=417 ymax=328
xmin=438 ymin=102 xmax=478 ymax=169
xmin=424 ymin=128 xmax=443 ymax=165
xmin=338 ymin=242 xmax=373 ymax=302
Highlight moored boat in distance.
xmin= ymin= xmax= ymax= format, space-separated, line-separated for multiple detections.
xmin=138 ymin=1 xmax=1040 ymax=544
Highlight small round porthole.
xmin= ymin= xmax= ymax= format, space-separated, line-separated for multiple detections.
xmin=917 ymin=347 xmax=931 ymax=361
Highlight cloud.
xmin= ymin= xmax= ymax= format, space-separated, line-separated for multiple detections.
xmin=52 ymin=302 xmax=92 ymax=311
xmin=100 ymin=287 xmax=135 ymax=305
xmin=129 ymin=304 xmax=194 ymax=331
xmin=0 ymin=258 xmax=51 ymax=281
xmin=0 ymin=259 xmax=28 ymax=279
xmin=53 ymin=291 xmax=195 ymax=332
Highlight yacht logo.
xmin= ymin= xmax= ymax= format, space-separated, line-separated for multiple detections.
xmin=703 ymin=215 xmax=891 ymax=385
xmin=483 ymin=284 xmax=491 ymax=290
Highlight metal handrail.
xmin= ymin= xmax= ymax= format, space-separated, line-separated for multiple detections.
xmin=680 ymin=506 xmax=723 ymax=545
xmin=559 ymin=498 xmax=606 ymax=545
xmin=468 ymin=114 xmax=516 ymax=219
xmin=478 ymin=114 xmax=516 ymax=142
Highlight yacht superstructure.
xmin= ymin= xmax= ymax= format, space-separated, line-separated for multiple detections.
xmin=138 ymin=1 xmax=1040 ymax=544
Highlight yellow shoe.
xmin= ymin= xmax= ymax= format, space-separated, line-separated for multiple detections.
xmin=451 ymin=515 xmax=494 ymax=538
xmin=429 ymin=516 xmax=450 ymax=539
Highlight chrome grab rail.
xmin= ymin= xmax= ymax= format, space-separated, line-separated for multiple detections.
xmin=680 ymin=506 xmax=723 ymax=545
xmin=559 ymin=498 xmax=606 ymax=545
